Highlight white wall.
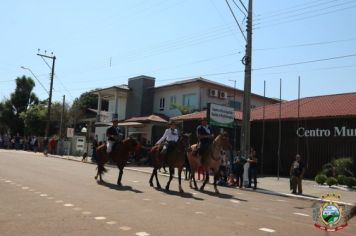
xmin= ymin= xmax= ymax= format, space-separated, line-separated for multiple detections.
xmin=153 ymin=86 xmax=200 ymax=117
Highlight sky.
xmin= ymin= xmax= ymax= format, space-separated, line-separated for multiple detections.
xmin=1 ymin=0 xmax=356 ymax=104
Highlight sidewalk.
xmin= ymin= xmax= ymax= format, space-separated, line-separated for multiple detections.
xmin=5 ymin=149 xmax=355 ymax=205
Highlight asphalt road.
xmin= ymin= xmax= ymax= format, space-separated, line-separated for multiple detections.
xmin=0 ymin=150 xmax=355 ymax=236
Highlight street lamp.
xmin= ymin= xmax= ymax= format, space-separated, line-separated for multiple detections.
xmin=20 ymin=66 xmax=49 ymax=95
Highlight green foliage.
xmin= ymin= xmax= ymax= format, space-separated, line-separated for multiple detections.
xmin=320 ymin=157 xmax=354 ymax=178
xmin=315 ymin=174 xmax=327 ymax=185
xmin=337 ymin=175 xmax=347 ymax=185
xmin=321 ymin=163 xmax=335 ymax=177
xmin=170 ymin=103 xmax=190 ymax=115
xmin=344 ymin=177 xmax=356 ymax=188
xmin=333 ymin=158 xmax=353 ymax=177
xmin=0 ymin=76 xmax=39 ymax=135
xmin=19 ymin=104 xmax=46 ymax=136
xmin=326 ymin=177 xmax=338 ymax=187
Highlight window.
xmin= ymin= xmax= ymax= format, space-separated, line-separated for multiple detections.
xmin=170 ymin=96 xmax=176 ymax=109
xmin=159 ymin=98 xmax=165 ymax=111
xmin=229 ymin=100 xmax=241 ymax=111
xmin=183 ymin=94 xmax=197 ymax=110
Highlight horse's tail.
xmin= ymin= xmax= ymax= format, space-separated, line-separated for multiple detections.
xmin=97 ymin=164 xmax=108 ymax=175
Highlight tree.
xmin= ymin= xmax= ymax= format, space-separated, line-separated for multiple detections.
xmin=68 ymin=91 xmax=108 ymax=128
xmin=0 ymin=75 xmax=39 ymax=135
xmin=19 ymin=104 xmax=46 ymax=136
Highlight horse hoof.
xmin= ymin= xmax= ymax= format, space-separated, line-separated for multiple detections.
xmin=199 ymin=187 xmax=204 ymax=192
xmin=179 ymin=189 xmax=184 ymax=193
xmin=165 ymin=186 xmax=169 ymax=191
xmin=117 ymin=182 xmax=122 ymax=186
xmin=94 ymin=176 xmax=98 ymax=180
xmin=149 ymin=182 xmax=154 ymax=187
xmin=157 ymin=185 xmax=162 ymax=189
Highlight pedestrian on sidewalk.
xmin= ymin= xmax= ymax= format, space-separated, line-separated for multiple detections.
xmin=247 ymin=147 xmax=258 ymax=189
xmin=290 ymin=154 xmax=305 ymax=194
xmin=234 ymin=151 xmax=245 ymax=188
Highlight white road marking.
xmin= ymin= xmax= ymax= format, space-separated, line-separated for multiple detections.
xmin=136 ymin=232 xmax=150 ymax=236
xmin=28 ymin=189 xmax=34 ymax=191
xmin=94 ymin=216 xmax=106 ymax=220
xmin=120 ymin=226 xmax=131 ymax=231
xmin=40 ymin=194 xmax=48 ymax=197
xmin=21 ymin=187 xmax=29 ymax=190
xmin=235 ymin=192 xmax=243 ymax=195
xmin=143 ymin=198 xmax=151 ymax=201
xmin=186 ymin=202 xmax=191 ymax=205
xmin=160 ymin=202 xmax=167 ymax=205
xmin=55 ymin=200 xmax=64 ymax=203
xmin=11 ymin=182 xmax=16 ymax=185
xmin=5 ymin=180 xmax=11 ymax=183
xmin=106 ymin=221 xmax=117 ymax=225
xmin=230 ymin=200 xmax=240 ymax=204
xmin=195 ymin=211 xmax=205 ymax=215
xmin=47 ymin=197 xmax=54 ymax=200
xmin=277 ymin=199 xmax=287 ymax=202
xmin=259 ymin=228 xmax=276 ymax=233
xmin=82 ymin=211 xmax=91 ymax=215
xmin=294 ymin=212 xmax=309 ymax=217
xmin=131 ymin=180 xmax=140 ymax=183
xmin=73 ymin=207 xmax=82 ymax=211
xmin=64 ymin=203 xmax=74 ymax=207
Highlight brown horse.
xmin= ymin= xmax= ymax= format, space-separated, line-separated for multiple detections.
xmin=187 ymin=133 xmax=230 ymax=193
xmin=149 ymin=134 xmax=190 ymax=193
xmin=95 ymin=137 xmax=137 ymax=185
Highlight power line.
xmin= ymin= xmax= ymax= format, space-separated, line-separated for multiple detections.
xmin=255 ymin=0 xmax=355 ymax=25
xmin=255 ymin=4 xmax=356 ymax=29
xmin=254 ymin=38 xmax=356 ymax=52
xmin=225 ymin=0 xmax=247 ymax=41
xmin=253 ymin=53 xmax=356 ymax=71
xmin=232 ymin=0 xmax=246 ymax=16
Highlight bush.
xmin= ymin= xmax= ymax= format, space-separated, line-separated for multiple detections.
xmin=326 ymin=177 xmax=338 ymax=187
xmin=315 ymin=174 xmax=327 ymax=185
xmin=337 ymin=175 xmax=347 ymax=185
xmin=344 ymin=177 xmax=356 ymax=188
xmin=333 ymin=158 xmax=353 ymax=177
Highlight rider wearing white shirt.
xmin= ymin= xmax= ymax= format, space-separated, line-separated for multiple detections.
xmin=156 ymin=121 xmax=179 ymax=157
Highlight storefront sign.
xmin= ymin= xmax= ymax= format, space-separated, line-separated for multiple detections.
xmin=297 ymin=126 xmax=356 ymax=137
xmin=207 ymin=103 xmax=234 ymax=128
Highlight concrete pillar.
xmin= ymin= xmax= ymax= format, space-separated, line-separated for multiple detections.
xmin=97 ymin=93 xmax=102 ymax=122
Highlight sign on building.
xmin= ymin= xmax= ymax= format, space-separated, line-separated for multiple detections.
xmin=207 ymin=103 xmax=234 ymax=128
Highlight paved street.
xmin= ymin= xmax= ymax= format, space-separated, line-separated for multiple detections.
xmin=1 ymin=150 xmax=355 ymax=236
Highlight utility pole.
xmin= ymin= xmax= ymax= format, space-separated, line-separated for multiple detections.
xmin=37 ymin=52 xmax=56 ymax=138
xmin=241 ymin=0 xmax=253 ymax=158
xmin=60 ymin=95 xmax=65 ymax=138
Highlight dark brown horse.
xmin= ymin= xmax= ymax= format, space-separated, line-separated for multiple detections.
xmin=95 ymin=137 xmax=137 ymax=185
xmin=187 ymin=133 xmax=230 ymax=193
xmin=149 ymin=134 xmax=190 ymax=193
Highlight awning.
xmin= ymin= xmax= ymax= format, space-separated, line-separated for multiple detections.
xmin=117 ymin=122 xmax=143 ymax=126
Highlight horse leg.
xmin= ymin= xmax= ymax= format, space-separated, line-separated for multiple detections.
xmin=149 ymin=167 xmax=155 ymax=187
xmin=155 ymin=168 xmax=162 ymax=189
xmin=165 ymin=167 xmax=174 ymax=191
xmin=213 ymin=171 xmax=220 ymax=194
xmin=200 ymin=171 xmax=209 ymax=191
xmin=117 ymin=167 xmax=123 ymax=186
xmin=178 ymin=167 xmax=184 ymax=193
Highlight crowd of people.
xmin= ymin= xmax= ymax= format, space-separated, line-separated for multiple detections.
xmin=0 ymin=133 xmax=59 ymax=154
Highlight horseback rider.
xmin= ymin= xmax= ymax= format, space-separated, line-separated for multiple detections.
xmin=193 ymin=118 xmax=214 ymax=156
xmin=106 ymin=114 xmax=124 ymax=153
xmin=155 ymin=121 xmax=179 ymax=160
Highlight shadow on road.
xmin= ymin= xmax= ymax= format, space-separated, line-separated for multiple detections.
xmin=97 ymin=181 xmax=143 ymax=193
xmin=198 ymin=189 xmax=248 ymax=202
xmin=153 ymin=187 xmax=204 ymax=201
